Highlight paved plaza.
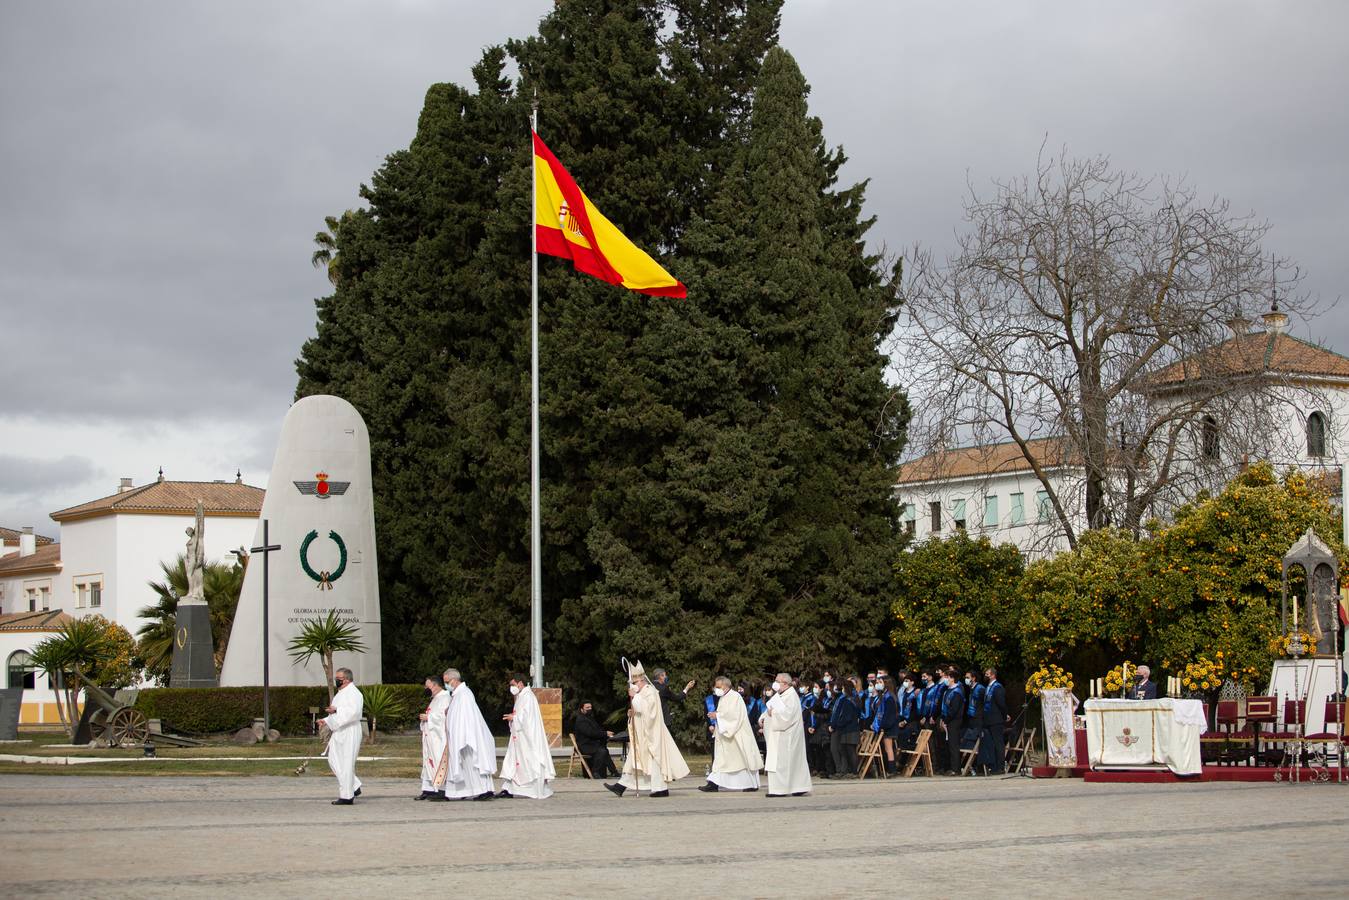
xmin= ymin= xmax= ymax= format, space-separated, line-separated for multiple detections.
xmin=2 ymin=772 xmax=1345 ymax=898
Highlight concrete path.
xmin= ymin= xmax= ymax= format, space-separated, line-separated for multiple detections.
xmin=1 ymin=773 xmax=1345 ymax=897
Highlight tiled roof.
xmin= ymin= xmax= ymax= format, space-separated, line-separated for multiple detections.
xmin=0 ymin=543 xmax=62 ymax=575
xmin=51 ymin=480 xmax=264 ymax=522
xmin=0 ymin=527 xmax=55 ymax=546
xmin=0 ymin=609 xmax=74 ymax=632
xmin=898 ymin=437 xmax=1074 ymax=484
xmin=1142 ymin=332 xmax=1349 ymax=390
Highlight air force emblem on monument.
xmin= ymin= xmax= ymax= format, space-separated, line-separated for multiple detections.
xmin=1116 ymin=727 xmax=1139 ymax=747
xmin=293 ymin=472 xmax=350 ymax=499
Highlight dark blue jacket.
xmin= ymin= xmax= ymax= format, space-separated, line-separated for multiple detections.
xmin=829 ymin=691 xmax=861 ymax=735
xmin=966 ymin=683 xmax=986 ymax=720
xmin=872 ymin=690 xmax=899 ymax=731
xmin=983 ymin=681 xmax=1007 ymax=725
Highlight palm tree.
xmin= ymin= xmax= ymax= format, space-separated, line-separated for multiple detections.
xmin=29 ymin=617 xmax=112 ymax=740
xmin=310 ymin=210 xmax=356 ymax=286
xmin=287 ymin=610 xmax=366 ymax=703
xmin=359 ymin=684 xmax=404 ymax=745
xmin=138 ymin=554 xmax=245 ymax=684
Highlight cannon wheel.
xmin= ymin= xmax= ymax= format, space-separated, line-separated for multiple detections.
xmin=107 ymin=708 xmax=149 ymax=747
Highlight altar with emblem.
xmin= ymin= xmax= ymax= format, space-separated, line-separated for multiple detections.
xmin=1084 ymin=698 xmax=1208 ymax=775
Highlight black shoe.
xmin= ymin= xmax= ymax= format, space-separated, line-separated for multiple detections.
xmin=741 ymin=787 xmax=759 ymax=792
xmin=414 ymin=791 xmax=432 ymax=801
xmin=648 ymin=790 xmax=669 ymax=798
xmin=332 ymin=798 xmax=354 ymax=805
xmin=495 ymin=790 xmax=513 ymax=799
xmin=766 ymin=793 xmax=785 ymax=798
xmin=698 ymin=782 xmax=719 ymax=792
xmin=354 ymin=788 xmax=362 ymax=797
xmin=427 ymin=793 xmax=448 ymax=802
xmin=605 ymin=782 xmax=626 ymax=797
xmin=473 ymin=791 xmax=494 ymax=801
xmin=791 ymin=791 xmax=809 ymax=796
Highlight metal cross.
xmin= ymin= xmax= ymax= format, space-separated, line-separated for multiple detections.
xmin=250 ymin=519 xmax=282 ymax=734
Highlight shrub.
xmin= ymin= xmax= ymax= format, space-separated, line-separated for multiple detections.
xmin=135 ymin=684 xmax=428 ymax=735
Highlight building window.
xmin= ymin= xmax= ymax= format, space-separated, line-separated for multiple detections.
xmin=929 ymin=501 xmax=941 ymax=533
xmin=90 ymin=583 xmax=102 ymax=608
xmin=1009 ymin=492 xmax=1025 ymax=525
xmin=26 ymin=589 xmax=37 ymax=613
xmin=952 ymin=499 xmax=967 ymax=530
xmin=1307 ymin=411 xmax=1327 ymax=458
xmin=1200 ymin=415 xmax=1220 ymax=461
xmin=901 ymin=503 xmax=916 ymax=536
xmin=77 ymin=584 xmax=87 ymax=608
xmin=1036 ymin=490 xmax=1052 ymax=521
xmin=40 ymin=587 xmax=49 ymax=611
xmin=7 ymin=650 xmax=37 ymax=690
xmin=983 ymin=495 xmax=999 ymax=528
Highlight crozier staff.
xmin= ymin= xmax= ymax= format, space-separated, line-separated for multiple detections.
xmin=606 ymin=661 xmax=688 ymax=798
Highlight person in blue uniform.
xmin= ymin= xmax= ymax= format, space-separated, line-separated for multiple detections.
xmin=962 ymin=669 xmax=985 ymax=765
xmin=828 ymin=679 xmax=861 ymax=777
xmin=897 ymin=674 xmax=920 ymax=751
xmin=704 ymin=689 xmax=719 ymax=761
xmin=873 ymin=676 xmax=900 ymax=775
xmin=979 ymin=667 xmax=1007 ymax=774
xmin=939 ymin=667 xmax=966 ymax=775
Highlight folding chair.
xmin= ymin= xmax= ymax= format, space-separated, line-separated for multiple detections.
xmin=1005 ymin=726 xmax=1037 ymax=774
xmin=856 ymin=730 xmax=887 ymax=780
xmin=900 ymin=729 xmax=935 ymax=777
xmin=566 ymin=734 xmax=593 ymax=779
xmin=959 ymin=733 xmax=982 ymax=776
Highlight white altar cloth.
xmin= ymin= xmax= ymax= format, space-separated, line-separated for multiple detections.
xmin=1084 ymin=699 xmax=1207 ymax=775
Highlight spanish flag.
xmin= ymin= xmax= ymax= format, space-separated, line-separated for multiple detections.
xmin=533 ymin=132 xmax=686 ymax=298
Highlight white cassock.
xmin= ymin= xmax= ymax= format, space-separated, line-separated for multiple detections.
xmin=322 ymin=683 xmax=364 ymax=800
xmin=420 ymin=689 xmax=451 ymax=794
xmin=710 ymin=689 xmax=763 ymax=791
xmin=436 ymin=683 xmax=497 ymax=799
xmin=764 ymin=688 xmax=811 ymax=795
xmin=619 ymin=682 xmax=690 ymax=792
xmin=499 ymin=687 xmax=556 ymax=799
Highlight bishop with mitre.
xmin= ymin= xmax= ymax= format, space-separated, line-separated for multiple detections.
xmin=605 ymin=661 xmax=689 ymax=798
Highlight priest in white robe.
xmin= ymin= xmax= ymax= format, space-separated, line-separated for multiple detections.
xmin=416 ymin=674 xmax=451 ymax=800
xmin=763 ymin=672 xmax=811 ymax=796
xmin=606 ymin=661 xmax=689 ymax=798
xmin=322 ymin=667 xmax=364 ymax=805
xmin=435 ymin=668 xmax=497 ymax=801
xmin=700 ymin=675 xmax=763 ymax=793
xmin=497 ymin=675 xmax=556 ymax=799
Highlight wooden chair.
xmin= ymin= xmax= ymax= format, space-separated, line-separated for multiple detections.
xmin=1304 ymin=701 xmax=1345 ymax=763
xmin=566 ymin=734 xmax=593 ymax=779
xmin=856 ymin=730 xmax=887 ymax=780
xmin=1005 ymin=726 xmax=1037 ymax=774
xmin=1214 ymin=700 xmax=1254 ymax=766
xmin=900 ymin=729 xmax=935 ymax=777
xmin=959 ymin=733 xmax=982 ymax=776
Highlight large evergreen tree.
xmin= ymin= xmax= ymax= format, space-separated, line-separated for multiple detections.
xmin=293 ymin=1 xmax=907 ymax=732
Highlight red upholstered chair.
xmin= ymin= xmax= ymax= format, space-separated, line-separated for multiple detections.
xmin=1265 ymin=699 xmax=1306 ymax=742
xmin=1305 ymin=702 xmax=1346 ymax=743
xmin=1214 ymin=700 xmax=1254 ymax=765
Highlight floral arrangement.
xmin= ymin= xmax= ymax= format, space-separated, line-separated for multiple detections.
xmin=1103 ymin=661 xmax=1134 ymax=695
xmin=1025 ymin=664 xmax=1074 ymax=698
xmin=1269 ymin=631 xmax=1315 ymax=658
xmin=1180 ymin=654 xmax=1224 ymax=693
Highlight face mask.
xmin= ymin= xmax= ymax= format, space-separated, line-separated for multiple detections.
xmin=965 ymin=677 xmax=973 ymax=686
xmin=775 ymin=683 xmax=788 ymax=694
xmin=903 ymin=681 xmax=913 ymax=689
xmin=581 ymin=709 xmax=592 ymax=716
xmin=713 ymin=687 xmax=725 ymax=697
xmin=822 ymin=676 xmax=832 ymax=684
xmin=509 ymin=685 xmax=521 ymax=696
xmin=868 ymin=686 xmax=876 ymax=695
xmin=812 ymin=687 xmax=822 ymax=696
xmin=797 ymin=686 xmax=807 ymax=695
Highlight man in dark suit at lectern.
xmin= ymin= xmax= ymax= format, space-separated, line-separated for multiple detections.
xmin=1132 ymin=665 xmax=1158 ymax=700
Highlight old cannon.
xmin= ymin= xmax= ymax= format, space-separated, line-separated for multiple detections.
xmin=73 ymin=672 xmax=149 ymax=748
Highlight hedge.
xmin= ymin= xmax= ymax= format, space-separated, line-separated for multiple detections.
xmin=134 ymin=683 xmax=428 ymax=736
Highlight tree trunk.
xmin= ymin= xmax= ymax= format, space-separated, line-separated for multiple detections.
xmin=322 ymin=652 xmax=334 ymax=704
xmin=50 ymin=677 xmax=70 ymax=740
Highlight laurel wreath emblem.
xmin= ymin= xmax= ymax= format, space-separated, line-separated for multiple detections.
xmin=300 ymin=529 xmax=348 ymax=589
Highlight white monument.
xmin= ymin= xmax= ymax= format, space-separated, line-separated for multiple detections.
xmin=220 ymin=395 xmax=382 ymax=687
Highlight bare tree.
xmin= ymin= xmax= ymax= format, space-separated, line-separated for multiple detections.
xmin=897 ymin=151 xmax=1314 ymax=550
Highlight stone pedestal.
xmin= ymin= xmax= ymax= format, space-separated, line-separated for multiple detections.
xmin=534 ymin=687 xmax=562 ymax=747
xmin=170 ymin=600 xmax=218 ymax=688
xmin=0 ymin=688 xmax=23 ymax=740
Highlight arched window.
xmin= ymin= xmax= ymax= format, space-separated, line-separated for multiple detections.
xmin=1201 ymin=415 xmax=1220 ymax=461
xmin=7 ymin=650 xmax=36 ymax=690
xmin=1307 ymin=411 xmax=1327 ymax=458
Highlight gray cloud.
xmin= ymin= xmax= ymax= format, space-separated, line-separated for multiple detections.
xmin=0 ymin=1 xmax=1344 ymax=487
xmin=0 ymin=454 xmax=96 ymax=495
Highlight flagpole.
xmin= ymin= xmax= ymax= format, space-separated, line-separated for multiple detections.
xmin=529 ymin=94 xmax=544 ymax=689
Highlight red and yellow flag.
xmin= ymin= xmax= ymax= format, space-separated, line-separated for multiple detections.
xmin=533 ymin=132 xmax=686 ymax=298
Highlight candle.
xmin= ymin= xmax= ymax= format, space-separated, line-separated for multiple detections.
xmin=1293 ymin=595 xmax=1298 ymax=629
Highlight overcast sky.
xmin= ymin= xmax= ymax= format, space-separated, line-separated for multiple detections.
xmin=2 ymin=0 xmax=1345 ymax=538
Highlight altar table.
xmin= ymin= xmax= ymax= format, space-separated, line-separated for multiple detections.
xmin=1084 ymin=698 xmax=1207 ymax=775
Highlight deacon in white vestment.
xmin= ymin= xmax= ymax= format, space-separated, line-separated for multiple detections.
xmin=701 ymin=676 xmax=763 ymax=792
xmin=763 ymin=672 xmax=811 ymax=796
xmin=322 ymin=668 xmax=364 ymax=804
xmin=417 ymin=675 xmax=451 ymax=800
xmin=498 ymin=676 xmax=556 ymax=799
xmin=607 ymin=661 xmax=689 ymax=797
xmin=436 ymin=668 xmax=498 ymax=800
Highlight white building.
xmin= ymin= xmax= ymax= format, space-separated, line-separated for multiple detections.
xmin=898 ymin=310 xmax=1349 ymax=559
xmin=0 ymin=475 xmax=263 ymax=725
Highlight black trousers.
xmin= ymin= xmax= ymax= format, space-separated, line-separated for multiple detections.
xmin=584 ymin=747 xmax=617 ymax=778
xmin=945 ymin=721 xmax=964 ymax=773
xmin=928 ymin=721 xmax=946 ymax=771
xmin=982 ymin=722 xmax=1005 ymax=773
xmin=830 ymin=731 xmax=859 ymax=775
